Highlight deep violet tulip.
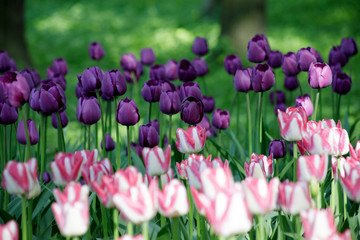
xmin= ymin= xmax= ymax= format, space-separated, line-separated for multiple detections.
xmin=49 ymin=74 xmax=66 ymax=90
xmin=224 ymin=54 xmax=242 ymax=75
xmin=101 ymin=134 xmax=116 ymax=151
xmin=332 ymin=72 xmax=351 ymax=95
xmin=0 ymin=51 xmax=12 ymax=73
xmin=202 ymin=96 xmax=215 ymax=113
xmin=138 ymin=120 xmax=160 ymax=148
xmin=268 ymin=139 xmax=287 ymax=158
xmin=159 ymin=90 xmax=181 ymax=115
xmin=180 ymin=96 xmax=204 ymax=125
xmin=150 ymin=65 xmax=166 ymax=80
xmin=159 ymin=80 xmax=176 ymax=92
xmin=267 ymin=50 xmax=283 ymax=68
xmin=116 ymin=97 xmax=140 ymax=126
xmin=274 ymin=103 xmax=287 ymax=116
xmin=192 ymin=37 xmax=209 ymax=56
xmin=269 ymin=91 xmax=286 ymax=105
xmin=164 ymin=60 xmax=178 ymax=80
xmin=48 ymin=58 xmax=68 ymax=76
xmin=179 ymin=82 xmax=202 ymax=101
xmin=234 ymin=68 xmax=252 ymax=92
xmin=211 ymin=109 xmax=230 ymax=130
xmin=282 ymin=52 xmax=300 ymax=76
xmin=51 ymin=111 xmax=69 ymax=129
xmin=340 ymin=38 xmax=358 ymax=57
xmin=140 ymin=48 xmax=156 ymax=65
xmin=247 ymin=34 xmax=270 ymax=63
xmin=79 ymin=66 xmax=103 ymax=93
xmin=297 ymin=47 xmax=317 ymax=71
xmin=192 ymin=58 xmax=209 ymax=77
xmin=252 ymin=63 xmax=275 ymax=92
xmin=329 ymin=46 xmax=348 ymax=67
xmin=89 ymin=42 xmax=105 ymax=60
xmin=76 ymin=96 xmax=101 ymax=125
xmin=284 ymin=75 xmax=299 ymax=91
xmin=120 ymin=53 xmax=137 ymax=71
xmin=17 ymin=119 xmax=39 ymax=145
xmin=20 ymin=68 xmax=40 ymax=90
xmin=100 ymin=69 xmax=127 ymax=101
xmin=0 ymin=71 xmax=30 ymax=108
xmin=178 ymin=59 xmax=197 ymax=82
xmin=141 ymin=80 xmax=162 ymax=103
xmin=0 ymin=101 xmax=18 ymax=125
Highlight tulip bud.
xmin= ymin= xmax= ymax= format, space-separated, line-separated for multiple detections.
xmin=179 ymin=82 xmax=202 ymax=101
xmin=140 ymin=48 xmax=156 ymax=65
xmin=332 ymin=72 xmax=351 ymax=95
xmin=269 ymin=90 xmax=286 ymax=105
xmin=164 ymin=60 xmax=178 ymax=80
xmin=234 ymin=68 xmax=252 ymax=92
xmin=202 ymin=96 xmax=215 ymax=113
xmin=79 ymin=66 xmax=103 ymax=93
xmin=308 ymin=62 xmax=332 ymax=89
xmin=196 ymin=114 xmax=212 ymax=138
xmin=135 ymin=61 xmax=144 ymax=80
xmin=50 ymin=58 xmax=68 ymax=76
xmin=282 ymin=52 xmax=300 ymax=76
xmin=76 ymin=96 xmax=101 ymax=125
xmin=159 ymin=90 xmax=181 ymax=115
xmin=278 ymin=180 xmax=311 ymax=215
xmin=329 ymin=46 xmax=348 ymax=67
xmin=89 ymin=42 xmax=105 ymax=60
xmin=100 ymin=69 xmax=127 ymax=101
xmin=267 ymin=50 xmax=283 ymax=68
xmin=268 ymin=139 xmax=287 ymax=158
xmin=0 ymin=101 xmax=18 ymax=125
xmin=284 ymin=75 xmax=299 ymax=91
xmin=149 ymin=64 xmax=165 ymax=80
xmin=17 ymin=119 xmax=39 ymax=145
xmin=245 ymin=153 xmax=273 ymax=178
xmin=340 ymin=37 xmax=358 ymax=57
xmin=116 ymin=97 xmax=140 ymax=126
xmin=1 ymin=71 xmax=30 ymax=108
xmin=192 ymin=37 xmax=209 ymax=56
xmin=277 ymin=106 xmax=307 ymax=142
xmin=159 ymin=79 xmax=176 ymax=92
xmin=51 ymin=111 xmax=69 ymax=129
xmin=178 ymin=59 xmax=197 ymax=82
xmin=315 ymin=50 xmax=323 ymax=62
xmin=247 ymin=34 xmax=270 ymax=63
xmin=0 ymin=220 xmax=19 ymax=240
xmin=120 ymin=53 xmax=137 ymax=71
xmin=21 ymin=68 xmax=40 ymax=90
xmin=176 ymin=126 xmax=206 ymax=154
xmin=295 ymin=94 xmax=313 ymax=117
xmin=212 ymin=109 xmax=230 ymax=130
xmin=297 ymin=154 xmax=328 ymax=183
xmin=0 ymin=51 xmax=12 ymax=73
xmin=296 ymin=47 xmax=317 ymax=71
xmin=49 ymin=74 xmax=66 ymax=90
xmin=192 ymin=58 xmax=209 ymax=76
xmin=141 ymin=80 xmax=162 ymax=103
xmin=101 ymin=134 xmax=116 ymax=151
xmin=274 ymin=103 xmax=287 ymax=116
xmin=142 ymin=145 xmax=171 ymax=176
xmin=139 ymin=120 xmax=160 ymax=148
xmin=180 ymin=96 xmax=204 ymax=125
xmin=158 ymin=179 xmax=189 ymax=217
xmin=252 ymin=63 xmax=275 ymax=92
xmin=224 ymin=54 xmax=242 ymax=75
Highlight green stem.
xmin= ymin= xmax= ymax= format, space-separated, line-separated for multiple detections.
xmin=200 ymin=215 xmax=205 ymax=240
xmin=258 ymin=92 xmax=263 ymax=152
xmin=172 ymin=217 xmax=179 ymax=240
xmin=127 ymin=126 xmax=131 ymax=166
xmin=56 ymin=112 xmax=65 ymax=152
xmin=218 ymin=130 xmax=221 ymax=157
xmin=107 ymin=101 xmax=112 ymax=134
xmin=336 ymin=94 xmax=341 ymax=121
xmin=332 ymin=90 xmax=335 ymax=119
xmin=99 ymin=98 xmax=107 ymax=158
xmin=186 ymin=182 xmax=194 ymax=238
xmin=196 ymin=210 xmax=201 ymax=240
xmin=83 ymin=125 xmax=86 ymax=150
xmin=95 ymin=122 xmax=98 ymax=150
xmin=20 ymin=107 xmax=31 ymax=161
xmin=337 ymin=160 xmax=344 ymax=222
xmin=169 ymin=115 xmax=172 ymax=147
xmin=142 ymin=222 xmax=149 ymax=240
xmin=278 ymin=211 xmax=284 ymax=240
xmin=316 ymin=183 xmax=321 ymax=209
xmin=257 ymin=215 xmax=265 ymax=240
xmin=40 ymin=115 xmax=46 ymax=182
xmin=246 ymin=93 xmax=252 ymax=157
xmin=66 ymin=237 xmax=71 ymax=240
xmin=22 ymin=198 xmax=27 ymax=240
xmin=218 ymin=236 xmax=226 ymax=240
xmin=127 ymin=222 xmax=134 ymax=236
xmin=296 ymin=216 xmax=302 ymax=239
xmin=115 ymin=98 xmax=121 ymax=169
xmin=28 ymin=199 xmax=33 ymax=239
xmin=113 ymin=209 xmax=119 ymax=239
xmin=313 ymin=90 xmax=320 ymax=121
xmin=88 ymin=125 xmax=91 ymax=150
xmin=293 ymin=143 xmax=298 ymax=182
xmin=101 ymin=204 xmax=109 ymax=240
xmin=148 ymin=102 xmax=152 ymax=122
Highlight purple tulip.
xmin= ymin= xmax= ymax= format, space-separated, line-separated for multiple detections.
xmin=180 ymin=96 xmax=204 ymax=125
xmin=124 ymin=70 xmax=134 ymax=84
xmin=79 ymin=66 xmax=103 ymax=93
xmin=274 ymin=103 xmax=287 ymax=116
xmin=135 ymin=61 xmax=144 ymax=80
xmin=252 ymin=63 xmax=275 ymax=92
xmin=130 ymin=142 xmax=143 ymax=157
xmin=101 ymin=134 xmax=116 ymax=151
xmin=40 ymin=171 xmax=51 ymax=184
xmin=308 ymin=62 xmax=332 ymax=89
xmin=202 ymin=96 xmax=215 ymax=113
xmin=295 ymin=94 xmax=313 ymax=117
xmin=159 ymin=80 xmax=176 ymax=92
xmin=282 ymin=52 xmax=300 ymax=76
xmin=269 ymin=90 xmax=286 ymax=105
xmin=100 ymin=69 xmax=127 ymax=101
xmin=178 ymin=59 xmax=197 ymax=82
xmin=76 ymin=96 xmax=101 ymax=125
xmin=141 ymin=80 xmax=162 ymax=103
xmin=340 ymin=38 xmax=358 ymax=57
xmin=0 ymin=101 xmax=18 ymax=125
xmin=212 ymin=109 xmax=230 ymax=130
xmin=192 ymin=58 xmax=209 ymax=77
xmin=234 ymin=68 xmax=252 ymax=92
xmin=0 ymin=51 xmax=12 ymax=73
xmin=149 ymin=64 xmax=166 ymax=80
xmin=224 ymin=54 xmax=242 ymax=75
xmin=51 ymin=111 xmax=69 ymax=129
xmin=332 ymin=72 xmax=351 ymax=95
xmin=192 ymin=37 xmax=209 ymax=56
xmin=20 ymin=68 xmax=40 ymax=90
xmin=196 ymin=114 xmax=211 ymax=138
xmin=89 ymin=42 xmax=105 ymax=60
xmin=49 ymin=74 xmax=66 ymax=90
xmin=138 ymin=120 xmax=160 ymax=148
xmin=17 ymin=119 xmax=39 ymax=145
xmin=315 ymin=51 xmax=323 ymax=62
xmin=330 ymin=64 xmax=342 ymax=78
xmin=1 ymin=71 xmax=30 ymax=108
xmin=120 ymin=53 xmax=137 ymax=71
xmin=140 ymin=48 xmax=156 ymax=65
xmin=247 ymin=34 xmax=270 ymax=63
xmin=164 ymin=60 xmax=178 ymax=80
xmin=297 ymin=47 xmax=317 ymax=71
xmin=329 ymin=46 xmax=348 ymax=67
xmin=179 ymin=82 xmax=202 ymax=101
xmin=49 ymin=58 xmax=68 ymax=76
xmin=268 ymin=139 xmax=287 ymax=158
xmin=284 ymin=75 xmax=299 ymax=91
xmin=159 ymin=90 xmax=181 ymax=115
xmin=267 ymin=50 xmax=283 ymax=68
xmin=116 ymin=97 xmax=140 ymax=126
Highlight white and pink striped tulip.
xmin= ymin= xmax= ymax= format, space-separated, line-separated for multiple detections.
xmin=278 ymin=180 xmax=311 ymax=215
xmin=114 ymin=166 xmax=143 ymax=192
xmin=52 ymin=182 xmax=90 ymax=237
xmin=349 ymin=140 xmax=360 ymax=160
xmin=92 ymin=175 xmax=117 ymax=208
xmin=142 ymin=145 xmax=171 ymax=176
xmin=175 ymin=126 xmax=206 ymax=154
xmin=143 ymin=168 xmax=174 ymax=188
xmin=277 ymin=106 xmax=307 ymax=142
xmin=339 ymin=165 xmax=360 ymax=202
xmin=1 ymin=158 xmax=41 ymax=199
xmin=117 ymin=235 xmax=144 ymax=240
xmin=297 ymin=154 xmax=328 ymax=183
xmin=0 ymin=220 xmax=18 ymax=240
xmin=331 ymin=156 xmax=360 ymax=181
xmin=51 ymin=152 xmax=84 ymax=187
xmin=82 ymin=158 xmax=113 ymax=188
xmin=74 ymin=149 xmax=99 ymax=167
xmin=200 ymin=167 xmax=234 ymax=200
xmin=244 ymin=153 xmax=273 ymax=178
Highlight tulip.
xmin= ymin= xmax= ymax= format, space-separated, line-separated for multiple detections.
xmin=82 ymin=157 xmax=113 ymax=189
xmin=211 ymin=108 xmax=230 ymax=130
xmin=49 ymin=58 xmax=68 ymax=76
xmin=192 ymin=58 xmax=209 ymax=76
xmin=1 ymin=158 xmax=41 ymax=199
xmin=0 ymin=101 xmax=18 ymax=125
xmin=117 ymin=235 xmax=144 ymax=240
xmin=247 ymin=34 xmax=270 ymax=63
xmin=282 ymin=52 xmax=300 ymax=76
xmin=178 ymin=59 xmax=197 ymax=82
xmin=100 ymin=134 xmax=116 ymax=151
xmin=224 ymin=54 xmax=242 ymax=75
xmin=0 ymin=71 xmax=30 ymax=108
xmin=164 ymin=60 xmax=178 ymax=80
xmin=92 ymin=174 xmax=117 ymax=208
xmin=252 ymin=63 xmax=275 ymax=92
xmin=50 ymin=152 xmax=84 ymax=187
xmin=192 ymin=37 xmax=209 ymax=56
xmin=180 ymin=96 xmax=204 ymax=125
xmin=234 ymin=68 xmax=252 ymax=92
xmin=277 ymin=106 xmax=307 ymax=142
xmin=142 ymin=145 xmax=171 ymax=177
xmin=49 ymin=74 xmax=66 ymax=90
xmin=297 ymin=154 xmax=328 ymax=183
xmin=0 ymin=220 xmax=18 ymax=240
xmin=296 ymin=47 xmax=317 ymax=71
xmin=79 ymin=66 xmax=103 ymax=93
xmin=308 ymin=62 xmax=332 ymax=89
xmin=141 ymin=80 xmax=162 ymax=103
xmin=278 ymin=180 xmax=311 ymax=215
xmin=196 ymin=115 xmax=212 ymax=138
xmin=159 ymin=90 xmax=181 ymax=115
xmin=52 ymin=182 xmax=89 ymax=237
xmin=176 ymin=126 xmax=206 ymax=154
xmin=16 ymin=119 xmax=39 ymax=145
xmin=179 ymin=81 xmax=202 ymax=101
xmin=339 ymin=163 xmax=360 ymax=202
xmin=89 ymin=41 xmax=105 ymax=60
xmin=114 ymin=166 xmax=143 ymax=191
xmin=120 ymin=53 xmax=137 ymax=71
xmin=100 ymin=69 xmax=127 ymax=101
xmin=138 ymin=120 xmax=160 ymax=148
xmin=269 ymin=90 xmax=286 ymax=105
xmin=244 ymin=153 xmax=273 ymax=178
xmin=274 ymin=103 xmax=287 ymax=116
xmin=51 ymin=110 xmax=68 ymax=129
xmin=268 ymin=139 xmax=287 ymax=158
xmin=329 ymin=46 xmax=348 ymax=67
xmin=340 ymin=37 xmax=358 ymax=57
xmin=332 ymin=72 xmax=351 ymax=95
xmin=349 ymin=141 xmax=360 ymax=160
xmin=284 ymin=75 xmax=299 ymax=91
xmin=202 ymin=96 xmax=215 ymax=113
xmin=41 ymin=171 xmax=52 ymax=184
xmin=295 ymin=94 xmax=313 ymax=117
xmin=0 ymin=51 xmax=12 ymax=73
xmin=140 ymin=48 xmax=156 ymax=65
xmin=20 ymin=68 xmax=40 ymax=90
xmin=267 ymin=50 xmax=283 ymax=68
xmin=116 ymin=97 xmax=140 ymax=126
xmin=149 ymin=64 xmax=165 ymax=80
xmin=76 ymin=96 xmax=101 ymax=125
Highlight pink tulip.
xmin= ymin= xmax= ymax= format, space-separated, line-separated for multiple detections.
xmin=244 ymin=153 xmax=273 ymax=178
xmin=339 ymin=165 xmax=360 ymax=202
xmin=143 ymin=168 xmax=174 ymax=188
xmin=1 ymin=158 xmax=41 ymax=199
xmin=297 ymin=154 xmax=328 ymax=183
xmin=278 ymin=180 xmax=311 ymax=214
xmin=0 ymin=220 xmax=18 ymax=240
xmin=52 ymin=182 xmax=90 ymax=237
xmin=92 ymin=175 xmax=117 ymax=208
xmin=277 ymin=106 xmax=307 ymax=142
xmin=114 ymin=166 xmax=143 ymax=192
xmin=349 ymin=141 xmax=360 ymax=160
xmin=117 ymin=235 xmax=144 ymax=240
xmin=82 ymin=158 xmax=113 ymax=188
xmin=175 ymin=126 xmax=206 ymax=154
xmin=242 ymin=177 xmax=280 ymax=214
xmin=51 ymin=152 xmax=84 ymax=187
xmin=200 ymin=167 xmax=234 ymax=200
xmin=157 ymin=179 xmax=189 ymax=217
xmin=74 ymin=149 xmax=99 ymax=169
xmin=142 ymin=145 xmax=171 ymax=176
xmin=331 ymin=156 xmax=360 ymax=181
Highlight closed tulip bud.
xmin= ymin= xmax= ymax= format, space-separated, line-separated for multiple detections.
xmin=282 ymin=52 xmax=300 ymax=76
xmin=269 ymin=90 xmax=286 ymax=105
xmin=234 ymin=68 xmax=252 ymax=92
xmin=192 ymin=37 xmax=209 ymax=56
xmin=159 ymin=90 xmax=181 ymax=115
xmin=192 ymin=58 xmax=209 ymax=76
xmin=51 ymin=152 xmax=84 ymax=186
xmin=180 ymin=96 xmax=204 ymax=125
xmin=247 ymin=34 xmax=270 ymax=63
xmin=277 ymin=106 xmax=307 ymax=142
xmin=268 ymin=139 xmax=287 ymax=158
xmin=1 ymin=71 xmax=30 ymax=108
xmin=79 ymin=66 xmax=103 ymax=93
xmin=284 ymin=75 xmax=299 ymax=91
xmin=267 ymin=50 xmax=283 ymax=68
xmin=176 ymin=126 xmax=206 ymax=154
xmin=0 ymin=51 xmax=12 ymax=73
xmin=332 ymin=72 xmax=351 ymax=95
xmin=136 ymin=61 xmax=144 ymax=79
xmin=224 ymin=54 xmax=242 ymax=75
xmin=51 ymin=111 xmax=69 ymax=129
xmin=158 ymin=179 xmax=189 ymax=217
xmin=140 ymin=48 xmax=156 ymax=65
xmin=329 ymin=46 xmax=348 ymax=67
xmin=252 ymin=63 xmax=275 ymax=92
xmin=179 ymin=82 xmax=202 ymax=101
xmin=139 ymin=120 xmax=160 ymax=148
xmin=274 ymin=103 xmax=287 ymax=116
xmin=124 ymin=70 xmax=134 ymax=84
xmin=142 ymin=145 xmax=171 ymax=176
xmin=141 ymin=80 xmax=162 ymax=103
xmin=0 ymin=101 xmax=18 ymax=125
xmin=100 ymin=69 xmax=127 ymax=101
xmin=21 ymin=68 xmax=40 ymax=90
xmin=120 ymin=53 xmax=137 ymax=71
xmin=245 ymin=153 xmax=273 ymax=178
xmin=164 ymin=60 xmax=178 ymax=80
xmin=212 ymin=109 xmax=230 ymax=130
xmin=159 ymin=79 xmax=176 ymax=92
xmin=196 ymin=115 xmax=212 ymax=138
xmin=51 ymin=58 xmax=68 ymax=76
xmin=116 ymin=97 xmax=140 ymax=126
xmin=41 ymin=171 xmax=51 ymax=184
xmin=17 ymin=119 xmax=39 ymax=145
xmin=149 ymin=64 xmax=165 ymax=80
xmin=295 ymin=94 xmax=313 ymax=117
xmin=202 ymin=96 xmax=215 ymax=113
xmin=278 ymin=180 xmax=311 ymax=215
xmin=340 ymin=37 xmax=358 ymax=57
xmin=76 ymin=96 xmax=101 ymax=125
xmin=101 ymin=134 xmax=116 ymax=151
xmin=89 ymin=41 xmax=105 ymax=60
xmin=49 ymin=74 xmax=66 ymax=90
xmin=0 ymin=220 xmax=18 ymax=240
xmin=297 ymin=154 xmax=328 ymax=183
xmin=308 ymin=62 xmax=332 ymax=89
xmin=178 ymin=59 xmax=197 ymax=82
xmin=297 ymin=47 xmax=317 ymax=71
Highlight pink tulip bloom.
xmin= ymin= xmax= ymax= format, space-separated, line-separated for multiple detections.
xmin=277 ymin=106 xmax=307 ymax=142
xmin=339 ymin=165 xmax=360 ymax=202
xmin=331 ymin=156 xmax=360 ymax=181
xmin=0 ymin=220 xmax=18 ymax=240
xmin=297 ymin=154 xmax=328 ymax=183
xmin=157 ymin=179 xmax=189 ymax=217
xmin=82 ymin=158 xmax=113 ymax=188
xmin=114 ymin=166 xmax=143 ymax=192
xmin=243 ymin=177 xmax=280 ymax=215
xmin=117 ymin=235 xmax=144 ymax=240
xmin=244 ymin=153 xmax=273 ymax=178
xmin=278 ymin=180 xmax=311 ymax=215
xmin=349 ymin=141 xmax=360 ymax=160
xmin=175 ymin=126 xmax=206 ymax=154
xmin=1 ymin=158 xmax=41 ymax=199
xmin=200 ymin=167 xmax=234 ymax=200
xmin=143 ymin=168 xmax=174 ymax=188
xmin=74 ymin=149 xmax=99 ymax=169
xmin=301 ymin=208 xmax=352 ymax=240
xmin=92 ymin=175 xmax=117 ymax=208
xmin=51 ymin=152 xmax=84 ymax=187
xmin=142 ymin=145 xmax=171 ymax=176
xmin=52 ymin=182 xmax=90 ymax=237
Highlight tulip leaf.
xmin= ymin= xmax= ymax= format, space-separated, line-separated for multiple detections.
xmin=224 ymin=129 xmax=246 ymax=161
xmin=349 ymin=117 xmax=360 ymax=140
xmin=0 ymin=209 xmax=15 ymax=224
xmin=156 ymin=224 xmax=171 ymax=240
xmin=279 ymin=158 xmax=295 ymax=180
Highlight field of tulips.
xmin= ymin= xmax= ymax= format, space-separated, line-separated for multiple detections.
xmin=1 ymin=13 xmax=360 ymax=239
